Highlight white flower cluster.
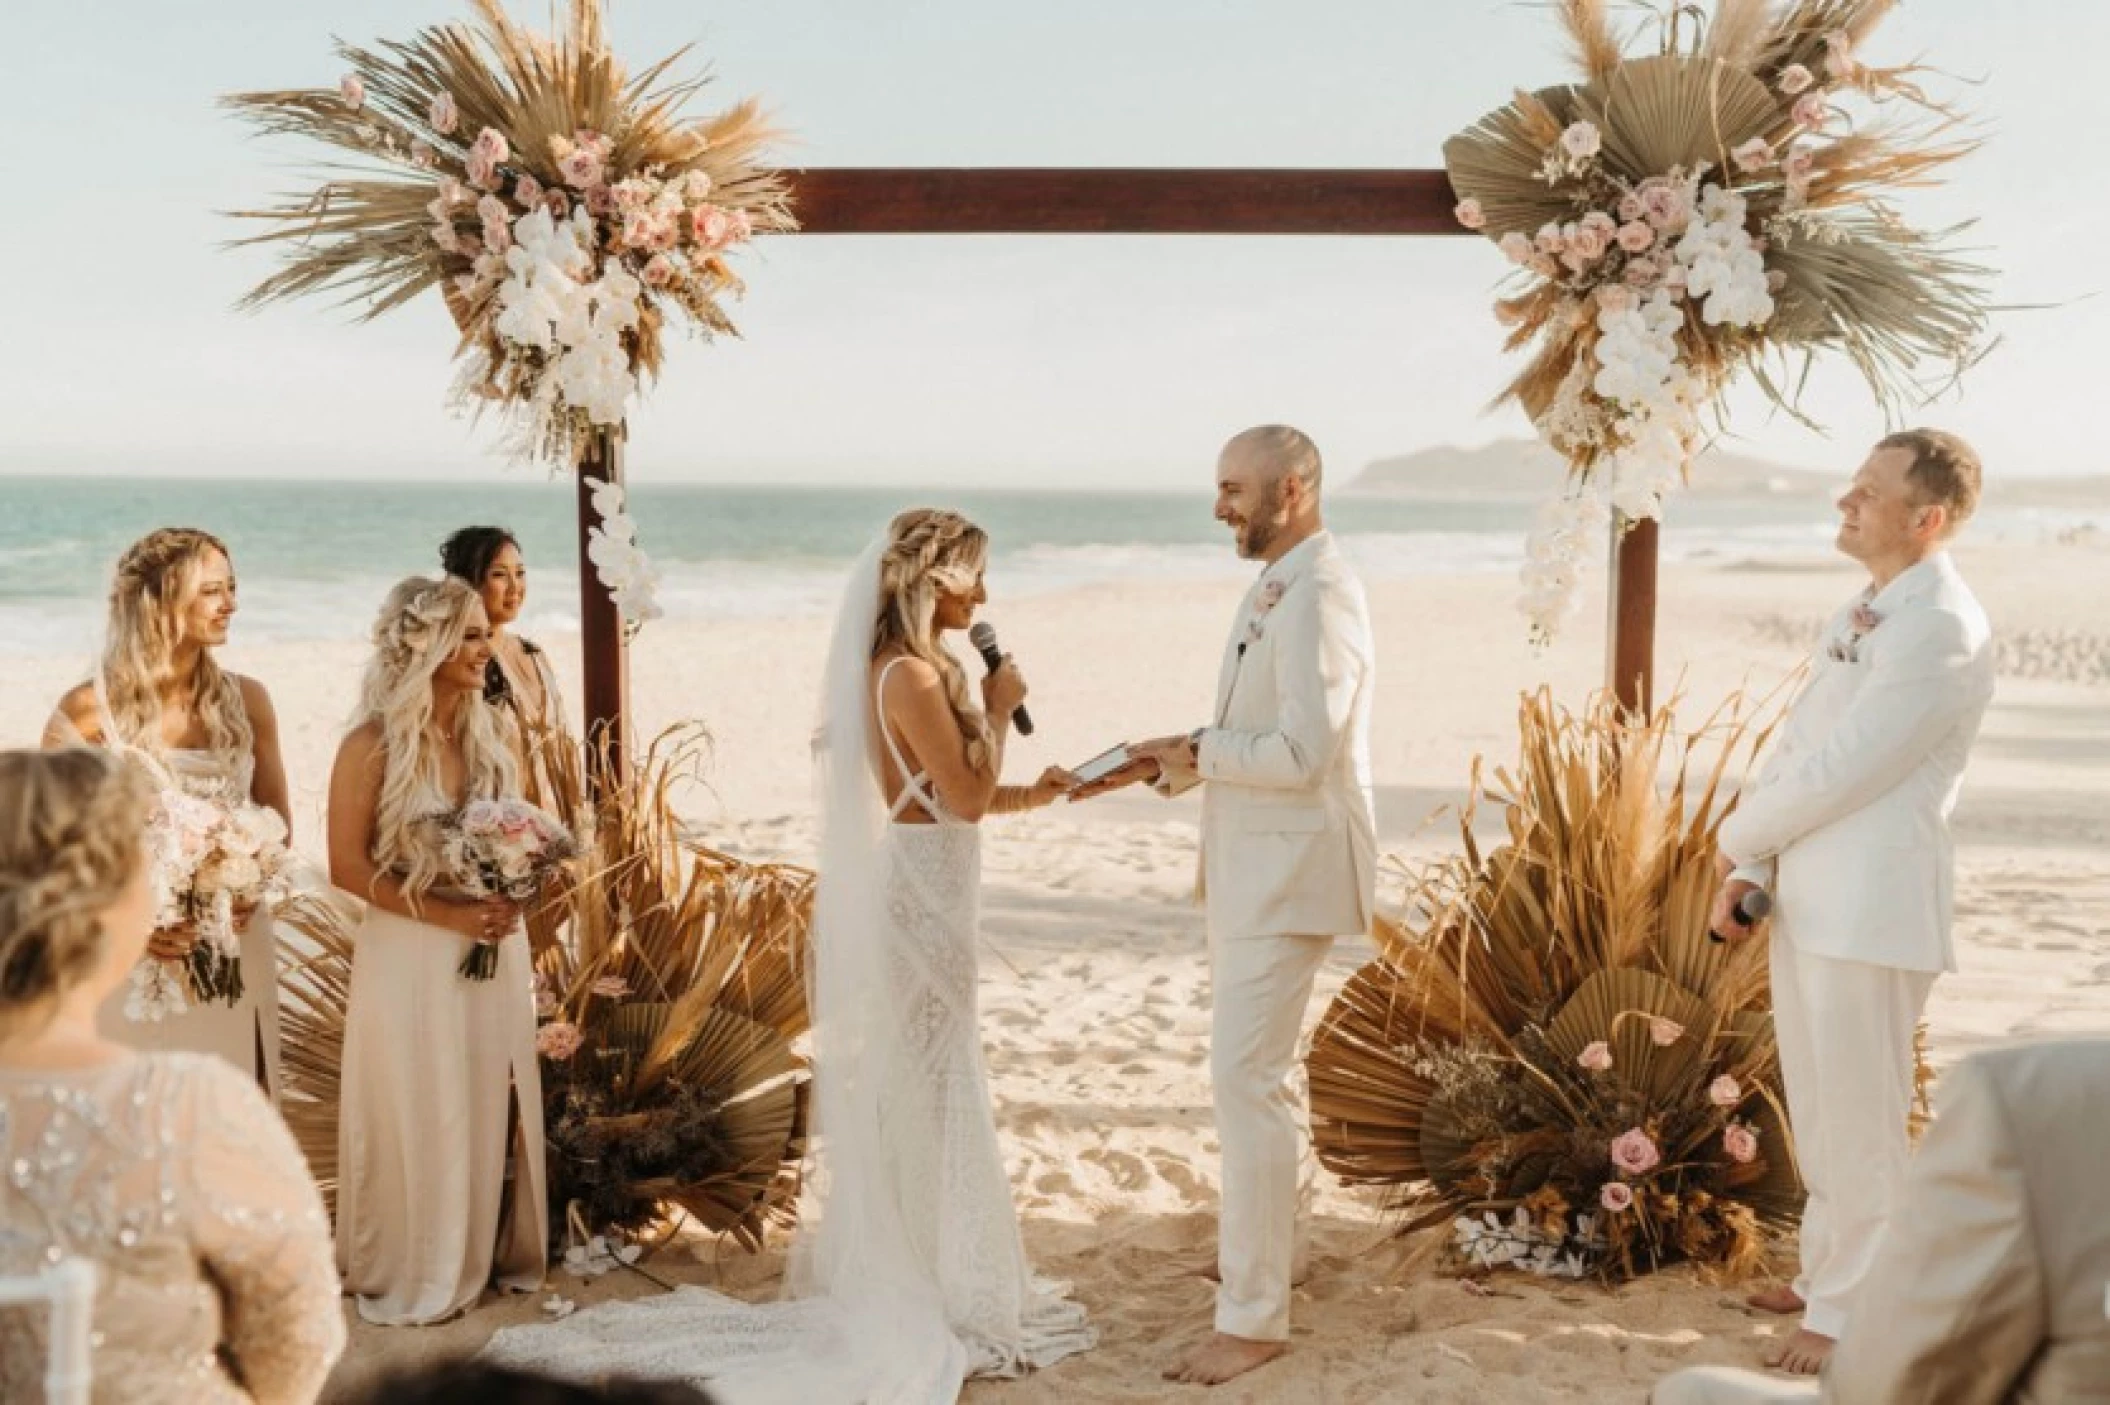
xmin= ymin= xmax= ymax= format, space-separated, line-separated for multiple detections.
xmin=1453 ymin=1207 xmax=1602 ymax=1279
xmin=1519 ymin=490 xmax=1609 ymax=644
xmin=1676 ymin=186 xmax=1776 ymax=328
xmin=584 ymin=476 xmax=665 ymax=634
xmin=561 ymin=1231 xmax=644 ymax=1279
xmin=493 ymin=207 xmax=643 ymax=428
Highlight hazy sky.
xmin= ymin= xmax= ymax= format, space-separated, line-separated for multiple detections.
xmin=5 ymin=1 xmax=2103 ymax=487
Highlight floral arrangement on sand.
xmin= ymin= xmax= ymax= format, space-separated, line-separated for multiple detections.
xmin=1443 ymin=0 xmax=1993 ymax=640
xmin=1307 ymin=692 xmax=1829 ymax=1283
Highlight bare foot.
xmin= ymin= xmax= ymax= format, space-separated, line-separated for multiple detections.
xmin=1746 ymin=1284 xmax=1805 ymax=1315
xmin=1163 ymin=1333 xmax=1289 ymax=1386
xmin=1762 ymin=1328 xmax=1835 ymax=1375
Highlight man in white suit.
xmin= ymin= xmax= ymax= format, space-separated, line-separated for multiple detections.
xmin=1081 ymin=424 xmax=1377 ymax=1387
xmin=1712 ymin=428 xmax=1996 ymax=1375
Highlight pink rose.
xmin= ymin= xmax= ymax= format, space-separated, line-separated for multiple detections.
xmin=1732 ymin=137 xmax=1774 ymax=173
xmin=1559 ymin=121 xmax=1601 ymax=161
xmin=410 ymin=141 xmax=437 ymax=169
xmin=542 ymin=189 xmax=574 ymax=220
xmin=1622 ymin=254 xmax=1663 ymax=288
xmin=559 ymin=147 xmax=605 ymax=191
xmin=1793 ymin=92 xmax=1830 ymax=129
xmin=1579 ymin=210 xmax=1617 ymax=239
xmin=514 ymin=174 xmax=545 ymax=208
xmin=1498 ymin=230 xmax=1533 ymax=265
xmin=430 ymin=221 xmax=462 ymax=255
xmin=1564 ymin=223 xmax=1610 ymax=266
xmin=585 ymin=184 xmax=618 ymax=218
xmin=340 ymin=73 xmax=366 ymax=109
xmin=1578 ymin=1040 xmax=1614 ymax=1071
xmin=728 ymin=209 xmax=754 ymax=242
xmin=1596 ymin=285 xmax=1635 ymax=316
xmin=612 ymin=179 xmax=654 ymax=212
xmin=1783 ymin=148 xmax=1817 ymax=181
xmin=478 ymin=194 xmax=514 ymax=252
xmin=468 ymin=128 xmax=508 ymax=186
xmin=1648 ymin=1017 xmax=1685 ymax=1047
xmin=1637 ymin=179 xmax=1689 ymax=231
xmin=1779 ymin=63 xmax=1815 ymax=95
xmin=685 ymin=170 xmax=715 ymax=200
xmin=1534 ymin=222 xmax=1566 ymax=256
xmin=1616 ymin=220 xmax=1655 ymax=254
xmin=1599 ymin=1181 xmax=1635 ymax=1213
xmin=466 ymin=149 xmax=497 ymax=189
xmin=642 ymin=254 xmax=676 ymax=288
xmin=590 ymin=975 xmax=631 ymax=999
xmin=691 ymin=206 xmax=732 ymax=249
xmin=1617 ymin=192 xmax=1645 ymax=223
xmin=438 ymin=177 xmax=467 ymax=208
xmin=535 ymin=1021 xmax=583 ymax=1062
xmin=573 ymin=128 xmax=613 ymax=160
xmin=1709 ymin=1075 xmax=1742 ymax=1107
xmin=1723 ymin=1122 xmax=1760 ymax=1164
xmin=1453 ymin=197 xmax=1487 ymax=231
xmin=472 ymin=127 xmax=510 ymax=165
xmin=429 ymin=91 xmax=460 ymax=135
xmin=1610 ymin=1128 xmax=1661 ymax=1175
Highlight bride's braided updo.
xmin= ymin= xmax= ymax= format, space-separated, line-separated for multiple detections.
xmin=0 ymin=748 xmax=153 ymax=1035
xmin=874 ymin=510 xmax=993 ymax=772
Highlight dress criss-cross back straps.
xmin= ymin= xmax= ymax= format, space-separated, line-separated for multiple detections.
xmin=67 ymin=680 xmax=286 ymax=1102
xmin=333 ymin=769 xmax=548 ymax=1326
xmin=479 ymin=657 xmax=1093 ymax=1401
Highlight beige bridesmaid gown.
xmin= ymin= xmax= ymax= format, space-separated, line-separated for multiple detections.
xmin=66 ymin=686 xmax=285 ymax=1099
xmin=334 ymin=894 xmax=548 ymax=1325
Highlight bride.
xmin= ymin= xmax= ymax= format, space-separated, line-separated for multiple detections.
xmin=486 ymin=508 xmax=1096 ymax=1400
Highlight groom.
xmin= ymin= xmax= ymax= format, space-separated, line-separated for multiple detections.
xmin=1082 ymin=424 xmax=1377 ymax=1386
xmin=1712 ymin=428 xmax=1995 ymax=1376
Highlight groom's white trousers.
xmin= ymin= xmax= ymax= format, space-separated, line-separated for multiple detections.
xmin=1210 ymin=928 xmax=1333 ymax=1343
xmin=1769 ymin=933 xmax=1935 ymax=1340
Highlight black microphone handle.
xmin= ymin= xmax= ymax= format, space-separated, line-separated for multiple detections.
xmin=974 ymin=640 xmax=1035 ymax=737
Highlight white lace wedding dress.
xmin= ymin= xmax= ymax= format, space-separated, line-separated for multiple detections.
xmin=483 ymin=548 xmax=1093 ymax=1403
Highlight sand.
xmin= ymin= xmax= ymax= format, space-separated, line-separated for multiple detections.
xmin=7 ymin=536 xmax=2107 ymax=1403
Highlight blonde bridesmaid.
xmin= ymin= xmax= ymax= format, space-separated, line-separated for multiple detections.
xmin=41 ymin=527 xmax=291 ymax=1098
xmin=328 ymin=575 xmax=548 ymax=1325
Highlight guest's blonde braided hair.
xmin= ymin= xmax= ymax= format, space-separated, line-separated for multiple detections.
xmin=874 ymin=509 xmax=992 ymax=772
xmin=99 ymin=528 xmax=253 ymax=760
xmin=354 ymin=577 xmax=518 ymax=904
xmin=0 ymin=748 xmax=153 ymax=1036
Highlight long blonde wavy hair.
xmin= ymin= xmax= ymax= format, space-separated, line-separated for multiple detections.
xmin=0 ymin=748 xmax=153 ymax=1037
xmin=354 ymin=576 xmax=519 ymax=903
xmin=99 ymin=528 xmax=253 ymax=760
xmin=874 ymin=509 xmax=993 ymax=772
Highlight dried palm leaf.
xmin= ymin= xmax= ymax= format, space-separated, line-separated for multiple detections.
xmin=1577 ymin=54 xmax=1781 ymax=180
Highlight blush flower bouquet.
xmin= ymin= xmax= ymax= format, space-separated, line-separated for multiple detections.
xmin=125 ymin=793 xmax=294 ymax=1023
xmin=434 ymin=797 xmax=578 ymax=980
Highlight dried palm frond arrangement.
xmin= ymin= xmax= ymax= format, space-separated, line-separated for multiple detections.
xmin=276 ymin=724 xmax=813 ymax=1258
xmin=226 ymin=0 xmax=791 ymax=468
xmin=1305 ymin=689 xmax=1893 ymax=1283
xmin=1445 ymin=0 xmax=1994 ymax=641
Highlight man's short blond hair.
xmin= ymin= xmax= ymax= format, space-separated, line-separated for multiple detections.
xmin=1226 ymin=425 xmax=1323 ymax=493
xmin=1879 ymin=428 xmax=1982 ymax=531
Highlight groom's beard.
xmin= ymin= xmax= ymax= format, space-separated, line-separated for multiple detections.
xmin=1237 ymin=486 xmax=1287 ymax=559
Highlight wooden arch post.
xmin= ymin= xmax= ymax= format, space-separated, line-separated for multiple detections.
xmin=574 ymin=166 xmax=1661 ymax=762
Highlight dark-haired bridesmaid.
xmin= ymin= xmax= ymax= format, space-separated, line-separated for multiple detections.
xmin=440 ymin=527 xmax=568 ymax=776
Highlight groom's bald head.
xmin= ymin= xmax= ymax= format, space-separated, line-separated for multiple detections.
xmin=1221 ymin=425 xmax=1324 ymax=497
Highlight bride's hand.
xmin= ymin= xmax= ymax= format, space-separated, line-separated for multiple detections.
xmin=981 ymin=657 xmax=1028 ymax=721
xmin=436 ymin=897 xmax=522 ymax=943
xmin=1029 ymin=766 xmax=1079 ymax=808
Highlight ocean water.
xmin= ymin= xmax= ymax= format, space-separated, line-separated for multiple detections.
xmin=0 ymin=476 xmax=1854 ymax=659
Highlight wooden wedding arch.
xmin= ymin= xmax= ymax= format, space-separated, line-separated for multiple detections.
xmin=573 ymin=167 xmax=1661 ymax=770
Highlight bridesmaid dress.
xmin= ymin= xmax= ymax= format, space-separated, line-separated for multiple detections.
xmin=333 ymin=777 xmax=548 ymax=1326
xmin=66 ymin=683 xmax=285 ymax=1100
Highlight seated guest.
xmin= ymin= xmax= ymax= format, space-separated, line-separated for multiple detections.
xmin=352 ymin=1360 xmax=716 ymax=1403
xmin=1653 ymin=1037 xmax=2110 ymax=1403
xmin=0 ymin=747 xmax=344 ymax=1403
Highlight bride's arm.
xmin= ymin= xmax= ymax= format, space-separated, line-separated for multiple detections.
xmin=326 ymin=724 xmax=506 ymax=938
xmin=881 ymin=657 xmax=1007 ymax=821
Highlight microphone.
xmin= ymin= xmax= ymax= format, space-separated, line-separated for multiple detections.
xmin=1708 ymin=887 xmax=1773 ymax=944
xmin=967 ymin=621 xmax=1034 ymax=737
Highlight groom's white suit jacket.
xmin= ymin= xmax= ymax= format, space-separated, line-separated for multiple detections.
xmin=1159 ymin=531 xmax=1378 ymax=941
xmin=1719 ymin=552 xmax=1993 ymax=973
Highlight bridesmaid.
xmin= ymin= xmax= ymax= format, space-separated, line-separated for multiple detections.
xmin=40 ymin=527 xmax=291 ymax=1098
xmin=328 ymin=575 xmax=548 ymax=1325
xmin=440 ymin=527 xmax=568 ymax=750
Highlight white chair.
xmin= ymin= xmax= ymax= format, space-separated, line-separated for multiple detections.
xmin=0 ymin=1259 xmax=97 ymax=1405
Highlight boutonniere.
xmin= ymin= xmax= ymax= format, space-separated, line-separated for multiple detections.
xmin=1829 ymin=601 xmax=1883 ymax=663
xmin=1246 ymin=578 xmax=1288 ymax=643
